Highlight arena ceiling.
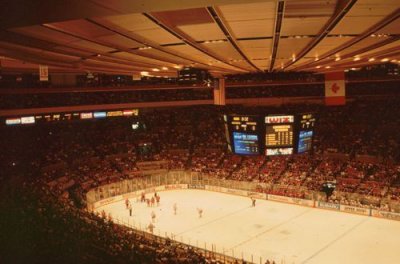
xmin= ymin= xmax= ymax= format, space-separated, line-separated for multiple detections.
xmin=0 ymin=0 xmax=399 ymax=77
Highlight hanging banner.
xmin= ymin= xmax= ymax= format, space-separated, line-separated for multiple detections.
xmin=325 ymin=71 xmax=345 ymax=105
xmin=39 ymin=65 xmax=49 ymax=81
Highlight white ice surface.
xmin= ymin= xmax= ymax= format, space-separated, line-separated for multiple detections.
xmin=95 ymin=190 xmax=400 ymax=264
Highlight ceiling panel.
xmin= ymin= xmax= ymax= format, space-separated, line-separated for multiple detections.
xmin=134 ymin=28 xmax=183 ymax=45
xmin=336 ymin=37 xmax=388 ymax=57
xmin=281 ymin=17 xmax=330 ymax=36
xmin=70 ymin=40 xmax=115 ymax=52
xmin=200 ymin=42 xmax=242 ymax=60
xmin=238 ymin=39 xmax=272 ymax=59
xmin=228 ymin=20 xmax=274 ymax=39
xmin=10 ymin=26 xmax=81 ymax=44
xmin=304 ymin=36 xmax=356 ymax=59
xmin=52 ymin=46 xmax=94 ymax=57
xmin=136 ymin=48 xmax=192 ymax=65
xmin=218 ymin=2 xmax=276 ymax=21
xmin=276 ymin=38 xmax=312 ymax=59
xmin=178 ymin=23 xmax=225 ymax=41
xmin=96 ymin=34 xmax=142 ymax=48
xmin=105 ymin=13 xmax=157 ymax=32
xmin=165 ymin=45 xmax=218 ymax=64
xmin=376 ymin=18 xmax=400 ymax=35
xmin=111 ymin=51 xmax=173 ymax=66
xmin=47 ymin=19 xmax=112 ymax=38
xmin=330 ymin=0 xmax=399 ymax=35
xmin=357 ymin=40 xmax=400 ymax=57
xmin=151 ymin=8 xmax=214 ymax=25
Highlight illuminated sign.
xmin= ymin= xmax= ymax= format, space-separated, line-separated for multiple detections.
xmin=123 ymin=110 xmax=134 ymax=116
xmin=93 ymin=112 xmax=107 ymax=118
xmin=107 ymin=111 xmax=123 ymax=117
xmin=80 ymin=112 xmax=93 ymax=119
xmin=21 ymin=116 xmax=35 ymax=124
xmin=266 ymin=148 xmax=293 ymax=156
xmin=266 ymin=124 xmax=293 ymax=147
xmin=230 ymin=115 xmax=258 ymax=132
xmin=5 ymin=118 xmax=21 ymax=125
xmin=265 ymin=115 xmax=294 ymax=124
xmin=300 ymin=113 xmax=316 ymax=129
xmin=233 ymin=132 xmax=259 ymax=155
xmin=298 ymin=130 xmax=313 ymax=153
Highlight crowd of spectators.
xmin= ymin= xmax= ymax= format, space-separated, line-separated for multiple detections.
xmin=2 ymin=98 xmax=400 ymax=263
xmin=1 ymin=78 xmax=399 ymax=110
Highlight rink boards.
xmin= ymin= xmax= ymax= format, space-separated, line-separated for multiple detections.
xmin=90 ymin=183 xmax=400 ymax=222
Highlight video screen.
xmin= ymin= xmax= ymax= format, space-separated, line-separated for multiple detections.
xmin=266 ymin=148 xmax=293 ymax=156
xmin=266 ymin=124 xmax=293 ymax=147
xmin=298 ymin=130 xmax=313 ymax=153
xmin=233 ymin=132 xmax=259 ymax=155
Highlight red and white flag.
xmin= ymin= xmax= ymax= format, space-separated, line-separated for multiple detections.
xmin=325 ymin=72 xmax=345 ymax=105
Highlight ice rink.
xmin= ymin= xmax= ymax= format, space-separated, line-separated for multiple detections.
xmin=95 ymin=190 xmax=400 ymax=264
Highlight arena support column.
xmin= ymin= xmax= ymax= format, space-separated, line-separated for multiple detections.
xmin=213 ymin=78 xmax=226 ymax=106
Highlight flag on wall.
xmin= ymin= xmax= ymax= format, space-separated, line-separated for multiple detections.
xmin=39 ymin=65 xmax=48 ymax=81
xmin=325 ymin=71 xmax=345 ymax=105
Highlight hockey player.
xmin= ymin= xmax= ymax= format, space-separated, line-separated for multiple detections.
xmin=150 ymin=196 xmax=155 ymax=207
xmin=197 ymin=208 xmax=203 ymax=218
xmin=151 ymin=211 xmax=156 ymax=223
xmin=251 ymin=197 xmax=256 ymax=207
xmin=173 ymin=203 xmax=177 ymax=215
xmin=147 ymin=222 xmax=155 ymax=233
xmin=125 ymin=198 xmax=130 ymax=209
xmin=129 ymin=204 xmax=133 ymax=217
xmin=155 ymin=194 xmax=160 ymax=206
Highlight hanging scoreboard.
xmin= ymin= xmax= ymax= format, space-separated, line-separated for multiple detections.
xmin=224 ymin=113 xmax=315 ymax=156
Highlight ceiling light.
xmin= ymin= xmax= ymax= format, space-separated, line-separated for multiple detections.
xmin=140 ymin=71 xmax=149 ymax=76
xmin=325 ymin=66 xmax=331 ymax=69
xmin=316 ymin=66 xmax=321 ymax=69
xmin=138 ymin=46 xmax=152 ymax=50
xmin=335 ymin=57 xmax=341 ymax=61
xmin=161 ymin=67 xmax=169 ymax=70
xmin=315 ymin=57 xmax=319 ymax=61
xmin=391 ymin=59 xmax=397 ymax=63
xmin=152 ymin=68 xmax=160 ymax=72
xmin=368 ymin=58 xmax=375 ymax=62
xmin=173 ymin=65 xmax=182 ymax=69
xmin=381 ymin=58 xmax=389 ymax=62
xmin=353 ymin=57 xmax=361 ymax=61
xmin=351 ymin=68 xmax=357 ymax=71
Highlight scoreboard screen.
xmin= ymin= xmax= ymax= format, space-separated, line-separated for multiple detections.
xmin=266 ymin=148 xmax=293 ymax=156
xmin=298 ymin=130 xmax=313 ymax=153
xmin=299 ymin=113 xmax=316 ymax=130
xmin=266 ymin=124 xmax=294 ymax=147
xmin=230 ymin=115 xmax=259 ymax=132
xmin=233 ymin=132 xmax=260 ymax=155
